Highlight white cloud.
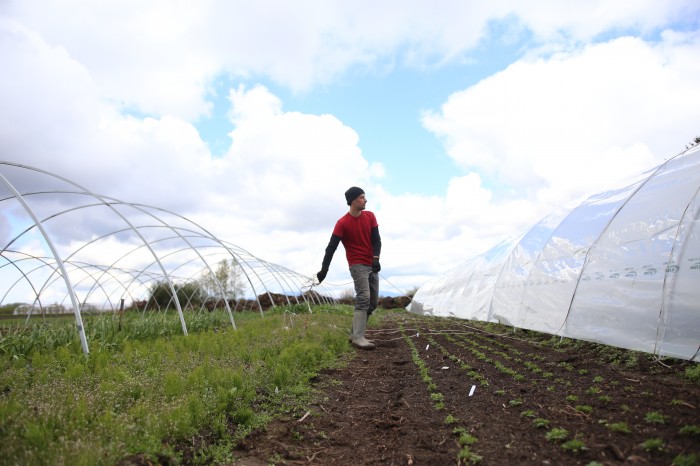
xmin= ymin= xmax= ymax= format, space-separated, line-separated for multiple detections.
xmin=423 ymin=32 xmax=700 ymax=213
xmin=1 ymin=1 xmax=699 ymax=301
xmin=6 ymin=1 xmax=696 ymax=120
xmin=211 ymin=84 xmax=383 ymax=230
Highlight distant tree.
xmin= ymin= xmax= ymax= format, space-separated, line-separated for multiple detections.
xmin=147 ymin=280 xmax=203 ymax=310
xmin=199 ymin=259 xmax=247 ymax=304
xmin=0 ymin=303 xmax=23 ymax=316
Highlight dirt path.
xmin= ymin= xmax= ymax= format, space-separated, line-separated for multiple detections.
xmin=231 ymin=312 xmax=700 ymax=465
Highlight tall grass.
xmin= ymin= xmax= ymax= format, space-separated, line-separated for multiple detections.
xmin=0 ymin=310 xmax=237 ymax=358
xmin=0 ymin=305 xmax=357 ymax=465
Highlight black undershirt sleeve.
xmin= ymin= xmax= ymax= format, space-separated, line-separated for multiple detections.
xmin=321 ymin=234 xmax=341 ymax=270
xmin=371 ymin=226 xmax=381 ymax=258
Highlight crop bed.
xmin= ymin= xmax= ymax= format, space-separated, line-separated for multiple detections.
xmin=232 ymin=311 xmax=700 ymax=465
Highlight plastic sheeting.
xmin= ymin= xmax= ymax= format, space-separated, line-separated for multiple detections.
xmin=408 ymin=146 xmax=700 ymax=361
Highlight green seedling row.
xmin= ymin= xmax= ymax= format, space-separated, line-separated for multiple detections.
xmin=400 ymin=326 xmax=482 ymax=464
xmin=402 ymin=315 xmax=698 ymax=463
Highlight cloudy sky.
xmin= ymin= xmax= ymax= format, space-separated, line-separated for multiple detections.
xmin=1 ymin=0 xmax=699 ymax=296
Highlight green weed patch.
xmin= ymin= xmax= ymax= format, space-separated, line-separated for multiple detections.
xmin=0 ymin=306 xmax=353 ymax=465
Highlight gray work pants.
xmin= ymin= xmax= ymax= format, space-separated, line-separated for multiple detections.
xmin=350 ymin=264 xmax=379 ymax=317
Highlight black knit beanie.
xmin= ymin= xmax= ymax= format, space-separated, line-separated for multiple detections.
xmin=345 ymin=186 xmax=365 ymax=205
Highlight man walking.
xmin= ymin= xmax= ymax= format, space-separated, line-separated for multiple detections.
xmin=317 ymin=186 xmax=382 ymax=349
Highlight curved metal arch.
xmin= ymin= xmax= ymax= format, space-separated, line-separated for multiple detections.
xmin=97 ymin=230 xmax=267 ymax=319
xmin=125 ymin=203 xmax=284 ymax=316
xmin=266 ymin=261 xmax=334 ymax=307
xmin=0 ymin=162 xmax=191 ymax=343
xmin=0 ymin=250 xmax=51 ymax=314
xmin=58 ymin=217 xmax=240 ymax=329
xmin=27 ymin=198 xmax=231 ymax=321
xmin=17 ymin=257 xmax=133 ymax=319
xmin=62 ymin=261 xmax=144 ymax=313
xmin=0 ymin=171 xmax=89 ymax=353
xmin=0 ymin=162 xmax=327 ymax=354
xmin=75 ymin=196 xmax=241 ymax=328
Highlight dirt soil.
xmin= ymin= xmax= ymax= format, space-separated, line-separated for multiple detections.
xmin=230 ymin=311 xmax=699 ymax=465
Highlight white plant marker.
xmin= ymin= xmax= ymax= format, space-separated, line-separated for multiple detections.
xmin=469 ymin=385 xmax=476 ymax=397
xmin=426 ymin=344 xmax=430 ymax=351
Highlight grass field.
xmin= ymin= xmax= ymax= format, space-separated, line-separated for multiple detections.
xmin=0 ymin=305 xmax=356 ymax=465
xmin=1 ymin=306 xmax=698 ymax=465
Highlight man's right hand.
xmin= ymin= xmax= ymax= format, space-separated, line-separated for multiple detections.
xmin=316 ymin=269 xmax=327 ymax=283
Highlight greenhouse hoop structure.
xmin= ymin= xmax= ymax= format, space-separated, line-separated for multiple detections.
xmin=409 ymin=144 xmax=700 ymax=362
xmin=0 ymin=162 xmax=336 ymax=355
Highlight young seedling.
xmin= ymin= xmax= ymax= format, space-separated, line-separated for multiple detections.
xmin=673 ymin=453 xmax=699 ymax=466
xmin=644 ymin=411 xmax=667 ymax=424
xmin=458 ymin=432 xmax=478 ymax=446
xmin=608 ymin=422 xmax=631 ymax=434
xmin=679 ymin=425 xmax=700 ymax=436
xmin=457 ymin=447 xmax=482 ymax=465
xmin=641 ymin=438 xmax=664 ymax=452
xmin=545 ymin=427 xmax=569 ymax=443
xmin=532 ymin=418 xmax=550 ymax=429
xmin=444 ymin=414 xmax=459 ymax=425
xmin=670 ymin=399 xmax=694 ymax=408
xmin=431 ymin=392 xmax=445 ymax=410
xmin=575 ymin=405 xmax=593 ymax=414
xmin=452 ymin=426 xmax=481 ymax=463
xmin=561 ymin=438 xmax=587 ymax=454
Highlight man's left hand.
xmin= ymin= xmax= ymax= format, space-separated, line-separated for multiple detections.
xmin=372 ymin=258 xmax=381 ymax=273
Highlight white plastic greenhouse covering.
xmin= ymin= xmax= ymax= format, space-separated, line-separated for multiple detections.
xmin=408 ymin=145 xmax=700 ymax=361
